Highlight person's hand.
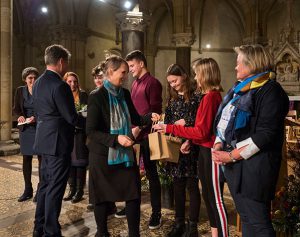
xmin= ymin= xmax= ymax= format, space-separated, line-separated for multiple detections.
xmin=151 ymin=113 xmax=161 ymax=122
xmin=213 ymin=142 xmax=223 ymax=151
xmin=132 ymin=126 xmax=141 ymax=139
xmin=117 ymin=135 xmax=134 ymax=147
xmin=211 ymin=150 xmax=231 ymax=165
xmin=180 ymin=140 xmax=190 ymax=154
xmin=17 ymin=116 xmax=26 ymax=123
xmin=152 ymin=123 xmax=167 ymax=133
xmin=175 ymin=119 xmax=186 ymax=126
xmin=27 ymin=116 xmax=35 ymax=124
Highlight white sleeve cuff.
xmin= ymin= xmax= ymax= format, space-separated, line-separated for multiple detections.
xmin=214 ymin=137 xmax=223 ymax=145
xmin=236 ymin=137 xmax=260 ymax=160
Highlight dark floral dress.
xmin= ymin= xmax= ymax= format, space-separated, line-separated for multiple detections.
xmin=164 ymin=91 xmax=202 ymax=178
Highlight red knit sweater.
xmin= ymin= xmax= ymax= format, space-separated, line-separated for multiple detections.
xmin=166 ymin=90 xmax=222 ymax=148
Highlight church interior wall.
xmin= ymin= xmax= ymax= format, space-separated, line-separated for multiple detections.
xmin=7 ymin=0 xmax=300 ymax=111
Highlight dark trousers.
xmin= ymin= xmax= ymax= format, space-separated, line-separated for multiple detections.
xmin=198 ymin=146 xmax=228 ymax=237
xmin=34 ymin=153 xmax=71 ymax=237
xmin=140 ymin=138 xmax=161 ymax=214
xmin=68 ymin=166 xmax=86 ymax=188
xmin=23 ymin=155 xmax=42 ymax=190
xmin=225 ymin=168 xmax=275 ymax=237
xmin=173 ymin=177 xmax=200 ymax=222
xmin=94 ymin=198 xmax=140 ymax=237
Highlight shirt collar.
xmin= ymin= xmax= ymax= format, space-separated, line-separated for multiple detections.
xmin=137 ymin=72 xmax=150 ymax=82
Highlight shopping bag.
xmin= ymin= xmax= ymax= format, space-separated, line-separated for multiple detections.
xmin=164 ymin=134 xmax=182 ymax=163
xmin=148 ymin=121 xmax=182 ymax=163
xmin=133 ymin=144 xmax=140 ymax=165
xmin=148 ymin=131 xmax=168 ymax=161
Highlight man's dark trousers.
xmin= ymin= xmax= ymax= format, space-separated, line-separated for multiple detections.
xmin=34 ymin=153 xmax=71 ymax=237
xmin=140 ymin=139 xmax=161 ymax=214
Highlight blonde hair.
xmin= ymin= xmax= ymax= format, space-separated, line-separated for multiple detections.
xmin=234 ymin=44 xmax=274 ymax=74
xmin=193 ymin=58 xmax=223 ymax=93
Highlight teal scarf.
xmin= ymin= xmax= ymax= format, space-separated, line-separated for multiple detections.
xmin=104 ymin=80 xmax=134 ymax=167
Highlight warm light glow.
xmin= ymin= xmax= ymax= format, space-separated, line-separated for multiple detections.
xmin=41 ymin=6 xmax=48 ymax=14
xmin=206 ymin=44 xmax=211 ymax=49
xmin=124 ymin=1 xmax=132 ymax=9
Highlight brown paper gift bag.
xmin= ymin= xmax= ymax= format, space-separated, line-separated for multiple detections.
xmin=148 ymin=121 xmax=182 ymax=163
xmin=164 ymin=134 xmax=182 ymax=163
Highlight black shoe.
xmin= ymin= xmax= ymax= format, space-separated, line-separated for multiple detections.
xmin=114 ymin=208 xmax=126 ymax=218
xmin=167 ymin=221 xmax=185 ymax=237
xmin=32 ymin=229 xmax=43 ymax=237
xmin=71 ymin=189 xmax=84 ymax=203
xmin=18 ymin=189 xmax=33 ymax=202
xmin=149 ymin=212 xmax=162 ymax=230
xmin=183 ymin=220 xmax=198 ymax=237
xmin=63 ymin=188 xmax=76 ymax=201
xmin=87 ymin=203 xmax=94 ymax=211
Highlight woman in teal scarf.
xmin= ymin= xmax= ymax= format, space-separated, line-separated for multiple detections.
xmin=86 ymin=55 xmax=152 ymax=237
xmin=212 ymin=44 xmax=289 ymax=237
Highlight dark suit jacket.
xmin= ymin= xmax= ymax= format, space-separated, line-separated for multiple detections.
xmin=86 ymin=86 xmax=151 ymax=156
xmin=33 ymin=70 xmax=78 ymax=156
xmin=223 ymin=80 xmax=289 ymax=202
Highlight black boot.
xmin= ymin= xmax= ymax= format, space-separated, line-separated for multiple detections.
xmin=167 ymin=219 xmax=185 ymax=237
xmin=72 ymin=178 xmax=84 ymax=203
xmin=183 ymin=220 xmax=198 ymax=237
xmin=63 ymin=177 xmax=76 ymax=201
xmin=18 ymin=186 xmax=33 ymax=202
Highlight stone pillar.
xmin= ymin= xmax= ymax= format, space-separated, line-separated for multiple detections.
xmin=116 ymin=8 xmax=150 ymax=88
xmin=0 ymin=0 xmax=12 ymax=141
xmin=173 ymin=33 xmax=195 ymax=75
xmin=50 ymin=25 xmax=88 ymax=90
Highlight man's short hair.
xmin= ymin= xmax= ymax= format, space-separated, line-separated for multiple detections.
xmin=125 ymin=50 xmax=147 ymax=68
xmin=44 ymin=44 xmax=71 ymax=65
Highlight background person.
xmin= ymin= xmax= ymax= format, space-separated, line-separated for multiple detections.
xmin=63 ymin=72 xmax=89 ymax=203
xmin=92 ymin=63 xmax=105 ymax=89
xmin=153 ymin=58 xmax=228 ymax=237
xmin=32 ymin=44 xmax=78 ymax=237
xmin=13 ymin=67 xmax=42 ymax=202
xmin=212 ymin=44 xmax=289 ymax=237
xmin=163 ymin=64 xmax=201 ymax=237
xmin=122 ymin=50 xmax=163 ymax=230
xmin=86 ymin=55 xmax=152 ymax=237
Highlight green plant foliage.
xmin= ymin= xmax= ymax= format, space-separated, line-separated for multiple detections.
xmin=157 ymin=161 xmax=173 ymax=187
xmin=272 ymin=147 xmax=300 ymax=235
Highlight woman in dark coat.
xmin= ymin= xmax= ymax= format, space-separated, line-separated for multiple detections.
xmin=13 ymin=67 xmax=42 ymax=202
xmin=63 ymin=72 xmax=89 ymax=203
xmin=86 ymin=56 xmax=152 ymax=237
xmin=212 ymin=44 xmax=289 ymax=236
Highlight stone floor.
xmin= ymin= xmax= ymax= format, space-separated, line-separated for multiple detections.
xmin=0 ymin=154 xmax=239 ymax=237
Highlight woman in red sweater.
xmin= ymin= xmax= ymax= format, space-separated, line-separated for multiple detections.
xmin=153 ymin=58 xmax=228 ymax=237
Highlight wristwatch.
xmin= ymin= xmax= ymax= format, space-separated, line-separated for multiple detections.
xmin=229 ymin=151 xmax=237 ymax=163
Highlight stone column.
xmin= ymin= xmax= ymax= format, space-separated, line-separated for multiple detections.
xmin=0 ymin=0 xmax=12 ymax=141
xmin=116 ymin=8 xmax=150 ymax=88
xmin=173 ymin=32 xmax=195 ymax=75
xmin=50 ymin=25 xmax=88 ymax=90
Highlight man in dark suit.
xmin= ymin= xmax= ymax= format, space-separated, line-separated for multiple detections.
xmin=32 ymin=44 xmax=78 ymax=237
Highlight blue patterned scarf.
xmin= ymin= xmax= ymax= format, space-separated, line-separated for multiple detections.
xmin=104 ymin=80 xmax=134 ymax=167
xmin=215 ymin=71 xmax=272 ymax=147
